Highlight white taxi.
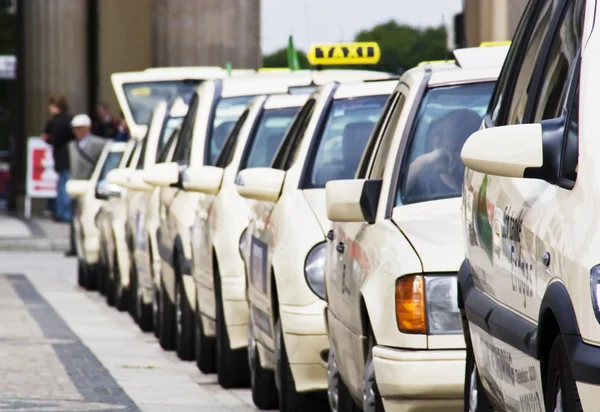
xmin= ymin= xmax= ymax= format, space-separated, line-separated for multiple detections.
xmin=458 ymin=1 xmax=598 ymax=411
xmin=143 ymin=70 xmax=392 ymax=359
xmin=324 ymin=44 xmax=508 ymax=412
xmin=236 ymin=79 xmax=396 ymax=410
xmin=66 ymin=142 xmax=126 ymax=289
xmin=183 ymin=93 xmax=308 ymax=391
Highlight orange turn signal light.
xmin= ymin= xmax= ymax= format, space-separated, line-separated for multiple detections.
xmin=395 ymin=275 xmax=426 ymax=334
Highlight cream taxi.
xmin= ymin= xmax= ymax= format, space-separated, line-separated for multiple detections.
xmin=183 ymin=93 xmax=308 ymax=392
xmin=66 ymin=142 xmax=126 ymax=290
xmin=458 ymin=0 xmax=597 ymax=411
xmin=143 ymin=70 xmax=392 ymax=358
xmin=323 ymin=44 xmax=508 ymax=412
xmin=236 ymin=79 xmax=396 ymax=410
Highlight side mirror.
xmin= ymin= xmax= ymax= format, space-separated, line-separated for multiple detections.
xmin=235 ymin=168 xmax=285 ymax=202
xmin=127 ymin=169 xmax=154 ymax=192
xmin=107 ymin=168 xmax=131 ymax=187
xmin=461 ymin=124 xmax=543 ymax=178
xmin=325 ymin=179 xmax=382 ymax=224
xmin=183 ymin=166 xmax=225 ymax=194
xmin=95 ymin=180 xmax=121 ymax=200
xmin=66 ymin=179 xmax=90 ymax=198
xmin=143 ymin=162 xmax=180 ymax=188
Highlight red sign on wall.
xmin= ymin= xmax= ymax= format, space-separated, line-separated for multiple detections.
xmin=26 ymin=137 xmax=57 ymax=198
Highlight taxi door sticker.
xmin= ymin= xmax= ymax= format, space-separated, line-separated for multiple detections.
xmin=307 ymin=42 xmax=381 ymax=65
xmin=470 ymin=322 xmax=544 ymax=412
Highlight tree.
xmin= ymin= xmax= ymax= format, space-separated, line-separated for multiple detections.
xmin=262 ymin=47 xmax=309 ymax=69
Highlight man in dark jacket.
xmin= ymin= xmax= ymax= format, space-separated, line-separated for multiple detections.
xmin=92 ymin=102 xmax=118 ymax=138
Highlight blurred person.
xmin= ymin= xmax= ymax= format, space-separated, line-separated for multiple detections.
xmin=42 ymin=95 xmax=74 ymax=222
xmin=92 ymin=102 xmax=118 ymax=138
xmin=114 ymin=111 xmax=130 ymax=142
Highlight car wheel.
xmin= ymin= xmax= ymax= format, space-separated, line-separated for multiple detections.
xmin=248 ymin=318 xmax=278 ymax=409
xmin=275 ymin=319 xmax=327 ymax=412
xmin=112 ymin=249 xmax=128 ymax=312
xmin=77 ymin=260 xmax=88 ymax=289
xmin=545 ymin=335 xmax=582 ymax=412
xmin=464 ymin=336 xmax=493 ymax=412
xmin=215 ymin=270 xmax=249 ymax=388
xmin=136 ymin=277 xmax=153 ymax=332
xmin=328 ymin=347 xmax=360 ymax=412
xmin=152 ymin=283 xmax=160 ymax=338
xmin=129 ymin=261 xmax=138 ymax=320
xmin=175 ymin=279 xmax=195 ymax=360
xmin=363 ymin=335 xmax=384 ymax=412
xmin=159 ymin=276 xmax=176 ymax=350
xmin=195 ymin=304 xmax=216 ymax=373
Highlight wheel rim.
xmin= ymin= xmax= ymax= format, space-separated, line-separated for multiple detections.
xmin=328 ymin=350 xmax=340 ymax=412
xmin=468 ymin=364 xmax=478 ymax=412
xmin=274 ymin=321 xmax=282 ymax=393
xmin=363 ymin=352 xmax=377 ymax=412
xmin=248 ymin=321 xmax=257 ymax=388
xmin=176 ymin=283 xmax=182 ymax=337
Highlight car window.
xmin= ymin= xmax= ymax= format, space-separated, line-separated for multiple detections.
xmin=215 ymin=109 xmax=250 ymax=168
xmin=272 ymin=99 xmax=316 ymax=171
xmin=98 ymin=151 xmax=124 ymax=182
xmin=304 ymin=95 xmax=388 ymax=188
xmin=505 ymin=1 xmax=555 ymax=125
xmin=396 ymin=82 xmax=495 ymax=205
xmin=532 ymin=0 xmax=585 ymax=122
xmin=368 ymin=93 xmax=406 ymax=180
xmin=136 ymin=138 xmax=148 ymax=169
xmin=122 ymin=79 xmax=200 ymax=125
xmin=173 ymin=93 xmax=199 ymax=164
xmin=241 ymin=106 xmax=300 ymax=170
xmin=206 ymin=96 xmax=255 ymax=165
xmin=157 ymin=127 xmax=181 ymax=163
xmin=156 ymin=116 xmax=184 ymax=160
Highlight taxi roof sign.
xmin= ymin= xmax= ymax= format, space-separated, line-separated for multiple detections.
xmin=307 ymin=42 xmax=381 ymax=66
xmin=479 ymin=41 xmax=511 ymax=47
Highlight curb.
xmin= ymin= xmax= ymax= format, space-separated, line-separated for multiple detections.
xmin=0 ymin=238 xmax=70 ymax=252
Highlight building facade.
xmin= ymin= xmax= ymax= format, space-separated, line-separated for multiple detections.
xmin=462 ymin=0 xmax=528 ymax=46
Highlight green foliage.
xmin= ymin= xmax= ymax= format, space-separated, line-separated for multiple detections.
xmin=262 ymin=20 xmax=450 ymax=74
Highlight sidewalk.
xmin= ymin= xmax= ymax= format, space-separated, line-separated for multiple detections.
xmin=0 ymin=213 xmax=70 ymax=252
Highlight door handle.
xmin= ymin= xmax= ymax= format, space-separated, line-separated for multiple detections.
xmin=336 ymin=242 xmax=345 ymax=253
xmin=326 ymin=230 xmax=334 ymax=241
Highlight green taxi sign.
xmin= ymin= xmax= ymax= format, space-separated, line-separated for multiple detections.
xmin=307 ymin=42 xmax=381 ymax=66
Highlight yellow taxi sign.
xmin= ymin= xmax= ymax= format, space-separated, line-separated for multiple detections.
xmin=131 ymin=87 xmax=151 ymax=96
xmin=418 ymin=59 xmax=455 ymax=67
xmin=307 ymin=42 xmax=381 ymax=66
xmin=479 ymin=41 xmax=511 ymax=47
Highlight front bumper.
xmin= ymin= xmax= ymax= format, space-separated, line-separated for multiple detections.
xmin=280 ymin=299 xmax=329 ymax=393
xmin=372 ymin=346 xmax=464 ymax=412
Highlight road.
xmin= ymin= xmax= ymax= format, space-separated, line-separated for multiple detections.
xmin=0 ymin=251 xmax=261 ymax=412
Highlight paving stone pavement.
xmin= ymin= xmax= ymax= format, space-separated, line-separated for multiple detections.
xmin=0 ymin=252 xmax=264 ymax=412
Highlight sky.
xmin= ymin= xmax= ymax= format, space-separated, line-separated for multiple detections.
xmin=261 ymin=0 xmax=464 ymax=55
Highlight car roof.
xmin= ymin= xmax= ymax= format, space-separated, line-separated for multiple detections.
xmin=333 ymin=79 xmax=398 ymax=99
xmin=263 ymin=93 xmax=310 ymax=110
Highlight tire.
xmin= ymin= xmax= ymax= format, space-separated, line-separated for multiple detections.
xmin=159 ymin=276 xmax=176 ymax=350
xmin=249 ymin=319 xmax=278 ymax=410
xmin=136 ymin=276 xmax=153 ymax=332
xmin=195 ymin=304 xmax=216 ymax=373
xmin=129 ymin=259 xmax=138 ymax=320
xmin=112 ymin=249 xmax=128 ymax=312
xmin=175 ymin=279 xmax=195 ymax=360
xmin=105 ymin=268 xmax=115 ymax=307
xmin=275 ymin=319 xmax=328 ymax=412
xmin=464 ymin=338 xmax=494 ymax=412
xmin=363 ymin=335 xmax=384 ymax=412
xmin=215 ymin=270 xmax=249 ymax=388
xmin=77 ymin=260 xmax=88 ymax=289
xmin=544 ymin=335 xmax=582 ymax=412
xmin=328 ymin=347 xmax=360 ymax=412
xmin=152 ymin=283 xmax=160 ymax=338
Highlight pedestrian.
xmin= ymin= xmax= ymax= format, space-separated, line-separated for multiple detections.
xmin=92 ymin=102 xmax=118 ymax=138
xmin=42 ymin=95 xmax=74 ymax=223
xmin=114 ymin=111 xmax=130 ymax=142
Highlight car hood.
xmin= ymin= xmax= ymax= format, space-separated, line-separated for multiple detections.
xmin=392 ymin=197 xmax=464 ymax=273
xmin=302 ymin=189 xmax=329 ymax=235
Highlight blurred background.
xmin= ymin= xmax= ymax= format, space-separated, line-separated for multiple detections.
xmin=0 ymin=0 xmax=527 ymax=214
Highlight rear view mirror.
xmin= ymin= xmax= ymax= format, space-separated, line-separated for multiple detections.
xmin=107 ymin=168 xmax=131 ymax=187
xmin=325 ymin=179 xmax=382 ymax=224
xmin=127 ymin=169 xmax=153 ymax=192
xmin=95 ymin=180 xmax=121 ymax=200
xmin=143 ymin=162 xmax=180 ymax=188
xmin=66 ymin=179 xmax=90 ymax=198
xmin=183 ymin=166 xmax=225 ymax=194
xmin=235 ymin=168 xmax=286 ymax=202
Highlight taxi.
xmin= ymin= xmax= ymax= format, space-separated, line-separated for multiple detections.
xmin=458 ymin=1 xmax=597 ymax=411
xmin=236 ymin=79 xmax=396 ymax=410
xmin=183 ymin=92 xmax=308 ymax=391
xmin=143 ymin=69 xmax=393 ymax=358
xmin=66 ymin=142 xmax=126 ymax=290
xmin=110 ymin=97 xmax=189 ymax=331
xmin=323 ymin=44 xmax=508 ymax=412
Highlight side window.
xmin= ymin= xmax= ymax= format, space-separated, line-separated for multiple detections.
xmin=505 ymin=0 xmax=556 ymax=125
xmin=357 ymin=91 xmax=399 ymax=179
xmin=173 ymin=94 xmax=199 ymax=164
xmin=272 ymin=99 xmax=315 ymax=170
xmin=158 ymin=127 xmax=181 ymax=163
xmin=215 ymin=109 xmax=249 ymax=168
xmin=532 ymin=0 xmax=585 ymax=122
xmin=136 ymin=138 xmax=149 ymax=170
xmin=562 ymin=80 xmax=579 ymax=183
xmin=368 ymin=94 xmax=406 ymax=179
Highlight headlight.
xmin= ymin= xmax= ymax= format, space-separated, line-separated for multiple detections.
xmin=590 ymin=265 xmax=600 ymax=323
xmin=239 ymin=228 xmax=248 ymax=259
xmin=305 ymin=242 xmax=326 ymax=300
xmin=395 ymin=274 xmax=461 ymax=334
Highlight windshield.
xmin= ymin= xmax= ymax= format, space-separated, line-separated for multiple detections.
xmin=122 ymin=80 xmax=200 ymax=125
xmin=306 ymin=95 xmax=388 ymax=188
xmin=397 ymin=82 xmax=495 ymax=205
xmin=157 ymin=116 xmax=184 ymax=159
xmin=242 ymin=107 xmax=301 ymax=169
xmin=98 ymin=151 xmax=124 ymax=182
xmin=207 ymin=96 xmax=255 ymax=165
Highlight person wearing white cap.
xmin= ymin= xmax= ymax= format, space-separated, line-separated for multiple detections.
xmin=68 ymin=114 xmax=107 ymax=180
